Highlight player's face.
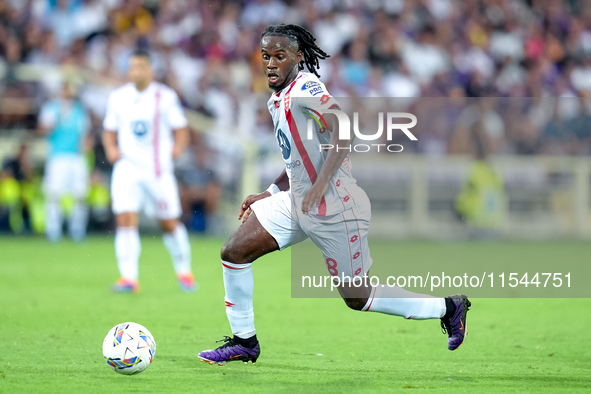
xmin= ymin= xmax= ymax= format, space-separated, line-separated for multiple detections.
xmin=62 ymin=84 xmax=73 ymax=100
xmin=128 ymin=56 xmax=152 ymax=88
xmin=261 ymin=36 xmax=302 ymax=92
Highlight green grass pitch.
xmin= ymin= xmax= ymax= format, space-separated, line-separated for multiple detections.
xmin=0 ymin=237 xmax=589 ymax=393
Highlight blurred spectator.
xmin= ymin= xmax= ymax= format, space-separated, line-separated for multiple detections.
xmin=46 ymin=0 xmax=81 ymax=49
xmin=177 ymin=134 xmax=222 ymax=233
xmin=2 ymin=0 xmax=591 ymax=198
xmin=451 ymin=98 xmax=505 ymax=154
xmin=112 ymin=0 xmax=153 ymax=35
xmin=455 ymin=123 xmax=506 ymax=236
xmin=570 ymin=56 xmax=591 ymax=94
xmin=86 ymin=169 xmax=111 ymax=231
xmin=401 ymin=25 xmax=450 ymax=85
xmin=0 ymin=144 xmax=33 ymax=234
xmin=3 ymin=143 xmax=32 ymax=183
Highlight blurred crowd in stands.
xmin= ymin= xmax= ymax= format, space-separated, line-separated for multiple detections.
xmin=2 ymin=0 xmax=591 ymax=233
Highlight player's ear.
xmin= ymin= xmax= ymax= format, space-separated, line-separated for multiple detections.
xmin=296 ymin=50 xmax=303 ymax=65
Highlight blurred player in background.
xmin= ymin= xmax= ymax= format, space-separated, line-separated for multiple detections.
xmin=102 ymin=49 xmax=195 ymax=293
xmin=199 ymin=24 xmax=471 ymax=365
xmin=38 ymin=82 xmax=90 ymax=242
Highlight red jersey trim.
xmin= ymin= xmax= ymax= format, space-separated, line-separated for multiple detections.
xmin=286 ymin=107 xmax=327 ymax=216
xmin=282 ymin=74 xmax=327 ymax=216
xmin=153 ymin=90 xmax=161 ymax=177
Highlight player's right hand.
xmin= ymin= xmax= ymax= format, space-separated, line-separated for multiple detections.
xmin=106 ymin=147 xmax=121 ymax=164
xmin=238 ymin=191 xmax=271 ymax=223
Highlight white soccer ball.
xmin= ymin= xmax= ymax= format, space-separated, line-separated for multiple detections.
xmin=102 ymin=322 xmax=156 ymax=375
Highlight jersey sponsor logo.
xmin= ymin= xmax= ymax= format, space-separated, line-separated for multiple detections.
xmin=285 ymin=159 xmax=301 ymax=169
xmin=309 ymin=86 xmax=324 ymax=96
xmin=131 ymin=120 xmax=150 ymax=137
xmin=275 ymin=128 xmax=291 ymax=160
xmin=301 ymin=81 xmax=324 ymax=96
xmin=301 ymin=81 xmax=320 ymax=90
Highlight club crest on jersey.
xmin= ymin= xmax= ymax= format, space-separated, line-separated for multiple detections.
xmin=284 ymin=94 xmax=291 ymax=112
xmin=301 ymin=81 xmax=324 ymax=96
xmin=275 ymin=128 xmax=291 ymax=160
xmin=131 ymin=120 xmax=150 ymax=137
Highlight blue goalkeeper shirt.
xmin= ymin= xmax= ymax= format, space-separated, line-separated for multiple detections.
xmin=39 ymin=100 xmax=89 ymax=158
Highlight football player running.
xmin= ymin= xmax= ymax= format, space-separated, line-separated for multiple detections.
xmin=199 ymin=24 xmax=470 ymax=365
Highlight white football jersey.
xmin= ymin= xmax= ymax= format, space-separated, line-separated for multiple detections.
xmin=103 ymin=82 xmax=187 ymax=176
xmin=267 ymin=72 xmax=364 ymax=216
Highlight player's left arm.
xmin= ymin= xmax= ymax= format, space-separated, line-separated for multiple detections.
xmin=271 ymin=168 xmax=289 ymax=192
xmin=80 ymin=106 xmax=93 ymax=153
xmin=167 ymin=91 xmax=190 ymax=160
xmin=172 ymin=127 xmax=189 ymax=160
xmin=301 ymin=104 xmax=352 ymax=215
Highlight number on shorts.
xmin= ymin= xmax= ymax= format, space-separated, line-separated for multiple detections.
xmin=326 ymin=258 xmax=338 ymax=276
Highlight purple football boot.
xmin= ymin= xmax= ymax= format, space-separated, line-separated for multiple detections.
xmin=199 ymin=336 xmax=260 ymax=365
xmin=440 ymin=294 xmax=471 ymax=350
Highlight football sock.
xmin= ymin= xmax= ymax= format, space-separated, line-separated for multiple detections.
xmin=362 ymin=285 xmax=446 ymax=319
xmin=45 ymin=199 xmax=62 ymax=242
xmin=222 ymin=260 xmax=255 ymax=339
xmin=115 ymin=226 xmax=141 ymax=281
xmin=163 ymin=223 xmax=192 ymax=275
xmin=443 ymin=297 xmax=456 ymax=319
xmin=68 ymin=201 xmax=88 ymax=242
xmin=234 ymin=334 xmax=258 ymax=348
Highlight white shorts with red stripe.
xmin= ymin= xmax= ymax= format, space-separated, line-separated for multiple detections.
xmin=251 ymin=190 xmax=373 ymax=278
xmin=111 ymin=159 xmax=181 ymax=220
xmin=251 ymin=191 xmax=307 ymax=250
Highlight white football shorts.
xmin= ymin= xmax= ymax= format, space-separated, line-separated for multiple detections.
xmin=110 ymin=159 xmax=181 ymax=220
xmin=43 ymin=154 xmax=89 ymax=199
xmin=251 ymin=189 xmax=373 ymax=278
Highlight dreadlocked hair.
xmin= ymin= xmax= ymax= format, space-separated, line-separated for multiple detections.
xmin=261 ymin=24 xmax=330 ymax=78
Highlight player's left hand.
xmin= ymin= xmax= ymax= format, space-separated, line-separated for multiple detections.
xmin=172 ymin=144 xmax=184 ymax=160
xmin=302 ymin=180 xmax=329 ymax=215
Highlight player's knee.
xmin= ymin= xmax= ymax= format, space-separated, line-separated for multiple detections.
xmin=160 ymin=219 xmax=177 ymax=233
xmin=116 ymin=212 xmax=137 ymax=227
xmin=342 ymin=297 xmax=368 ymax=311
xmin=220 ymin=239 xmax=247 ymax=264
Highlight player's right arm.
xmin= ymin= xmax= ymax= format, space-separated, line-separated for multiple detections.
xmin=238 ymin=169 xmax=288 ymax=223
xmin=102 ymin=131 xmax=121 ymax=164
xmin=102 ymin=92 xmax=121 ymax=164
xmin=36 ymin=101 xmax=55 ymax=136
